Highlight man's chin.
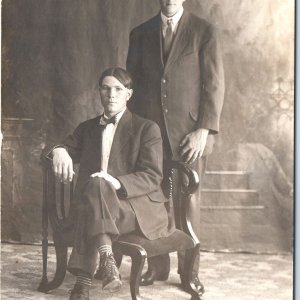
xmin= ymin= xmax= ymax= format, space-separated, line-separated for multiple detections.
xmin=163 ymin=8 xmax=178 ymax=17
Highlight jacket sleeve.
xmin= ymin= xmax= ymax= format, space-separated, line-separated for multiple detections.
xmin=42 ymin=122 xmax=85 ymax=163
xmin=197 ymin=24 xmax=225 ymax=134
xmin=116 ymin=121 xmax=164 ymax=199
xmin=61 ymin=122 xmax=85 ymax=163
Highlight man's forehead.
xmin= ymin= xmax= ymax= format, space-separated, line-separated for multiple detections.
xmin=101 ymin=76 xmax=126 ymax=88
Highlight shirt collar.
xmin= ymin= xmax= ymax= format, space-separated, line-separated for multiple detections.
xmin=102 ymin=108 xmax=126 ymax=125
xmin=161 ymin=6 xmax=184 ymax=28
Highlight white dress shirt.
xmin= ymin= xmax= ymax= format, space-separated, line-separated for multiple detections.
xmin=101 ymin=109 xmax=126 ymax=172
xmin=161 ymin=6 xmax=184 ymax=37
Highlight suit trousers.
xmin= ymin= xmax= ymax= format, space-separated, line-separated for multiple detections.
xmin=68 ymin=177 xmax=136 ymax=277
xmin=148 ymin=156 xmax=206 ymax=275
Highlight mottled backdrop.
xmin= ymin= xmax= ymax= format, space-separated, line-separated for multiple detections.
xmin=1 ymin=0 xmax=294 ymax=252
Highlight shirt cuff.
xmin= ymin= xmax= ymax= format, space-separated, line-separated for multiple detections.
xmin=116 ymin=182 xmax=128 ymax=199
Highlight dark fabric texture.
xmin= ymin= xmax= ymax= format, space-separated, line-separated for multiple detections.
xmin=51 ymin=110 xmax=174 ymax=242
xmin=67 ymin=110 xmax=175 ymax=276
xmin=126 ymin=9 xmax=223 ymax=274
xmin=127 ymin=11 xmax=225 ymax=160
xmin=75 ymin=177 xmax=136 ymax=254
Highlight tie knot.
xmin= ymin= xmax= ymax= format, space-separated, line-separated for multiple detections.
xmin=99 ymin=115 xmax=117 ymax=126
xmin=167 ymin=18 xmax=173 ymax=26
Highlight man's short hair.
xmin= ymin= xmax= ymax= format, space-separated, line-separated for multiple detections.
xmin=99 ymin=67 xmax=133 ymax=89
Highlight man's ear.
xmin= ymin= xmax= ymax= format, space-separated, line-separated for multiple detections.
xmin=127 ymin=89 xmax=133 ymax=100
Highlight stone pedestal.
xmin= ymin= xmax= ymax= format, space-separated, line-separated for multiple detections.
xmin=1 ymin=118 xmax=33 ymax=241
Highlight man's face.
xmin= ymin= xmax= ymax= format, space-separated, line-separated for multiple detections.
xmin=99 ymin=76 xmax=132 ymax=117
xmin=160 ymin=0 xmax=185 ymax=17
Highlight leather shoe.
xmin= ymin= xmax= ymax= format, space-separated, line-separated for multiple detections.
xmin=94 ymin=256 xmax=122 ymax=282
xmin=140 ymin=269 xmax=169 ymax=286
xmin=180 ymin=273 xmax=205 ymax=295
xmin=69 ymin=284 xmax=90 ymax=300
xmin=101 ymin=253 xmax=122 ymax=292
xmin=94 ymin=264 xmax=104 ymax=280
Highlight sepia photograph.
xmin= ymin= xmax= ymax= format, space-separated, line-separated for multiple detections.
xmin=1 ymin=0 xmax=294 ymax=299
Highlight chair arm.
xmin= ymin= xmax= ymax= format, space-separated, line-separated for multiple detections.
xmin=169 ymin=161 xmax=199 ymax=195
xmin=40 ymin=151 xmax=76 ymax=241
xmin=168 ymin=161 xmax=200 ymax=244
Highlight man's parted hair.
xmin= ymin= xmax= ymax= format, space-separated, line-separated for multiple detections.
xmin=99 ymin=67 xmax=133 ymax=89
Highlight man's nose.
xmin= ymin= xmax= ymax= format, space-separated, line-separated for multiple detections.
xmin=108 ymin=88 xmax=116 ymax=97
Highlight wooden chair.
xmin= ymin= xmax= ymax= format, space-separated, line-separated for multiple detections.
xmin=37 ymin=156 xmax=204 ymax=300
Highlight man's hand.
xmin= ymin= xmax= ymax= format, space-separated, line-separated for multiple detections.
xmin=52 ymin=147 xmax=74 ymax=183
xmin=179 ymin=128 xmax=209 ymax=164
xmin=90 ymin=171 xmax=121 ymax=190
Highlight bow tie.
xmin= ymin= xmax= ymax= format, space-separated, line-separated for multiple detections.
xmin=99 ymin=115 xmax=117 ymax=126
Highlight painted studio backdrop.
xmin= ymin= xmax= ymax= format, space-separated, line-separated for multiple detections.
xmin=2 ymin=0 xmax=294 ymax=252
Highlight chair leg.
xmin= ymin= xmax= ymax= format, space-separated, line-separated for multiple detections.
xmin=129 ymin=249 xmax=146 ymax=300
xmin=38 ymin=234 xmax=68 ymax=293
xmin=182 ymin=244 xmax=204 ymax=300
xmin=37 ymin=234 xmax=49 ymax=291
xmin=113 ymin=241 xmax=146 ymax=300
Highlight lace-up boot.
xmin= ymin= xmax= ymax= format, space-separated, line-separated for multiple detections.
xmin=101 ymin=253 xmax=122 ymax=292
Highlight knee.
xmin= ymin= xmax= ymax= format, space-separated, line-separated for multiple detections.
xmin=83 ymin=176 xmax=115 ymax=195
xmin=81 ymin=177 xmax=107 ymax=197
xmin=85 ymin=176 xmax=106 ymax=188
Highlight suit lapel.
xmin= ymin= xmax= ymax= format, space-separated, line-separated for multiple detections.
xmin=108 ymin=109 xmax=133 ymax=168
xmin=164 ymin=11 xmax=191 ymax=73
xmin=146 ymin=14 xmax=164 ymax=70
xmin=89 ymin=116 xmax=103 ymax=156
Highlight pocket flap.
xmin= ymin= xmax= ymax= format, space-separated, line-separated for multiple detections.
xmin=147 ymin=189 xmax=168 ymax=203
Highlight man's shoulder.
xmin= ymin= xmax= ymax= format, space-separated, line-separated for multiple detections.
xmin=130 ymin=111 xmax=160 ymax=133
xmin=185 ymin=11 xmax=214 ymax=31
xmin=131 ymin=111 xmax=156 ymax=126
xmin=76 ymin=115 xmax=101 ymax=129
xmin=131 ymin=14 xmax=160 ymax=34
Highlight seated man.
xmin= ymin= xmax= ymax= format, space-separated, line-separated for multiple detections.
xmin=49 ymin=67 xmax=173 ymax=300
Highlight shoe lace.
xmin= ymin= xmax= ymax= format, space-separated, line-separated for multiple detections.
xmin=101 ymin=253 xmax=119 ymax=276
xmin=191 ymin=273 xmax=204 ymax=294
xmin=68 ymin=284 xmax=89 ymax=299
xmin=192 ymin=274 xmax=201 ymax=285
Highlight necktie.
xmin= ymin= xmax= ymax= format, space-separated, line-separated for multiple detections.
xmin=99 ymin=115 xmax=117 ymax=127
xmin=163 ymin=19 xmax=173 ymax=62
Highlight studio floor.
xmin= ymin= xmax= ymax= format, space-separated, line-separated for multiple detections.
xmin=1 ymin=243 xmax=293 ymax=300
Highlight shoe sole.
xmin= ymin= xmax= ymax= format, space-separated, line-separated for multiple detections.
xmin=103 ymin=278 xmax=122 ymax=293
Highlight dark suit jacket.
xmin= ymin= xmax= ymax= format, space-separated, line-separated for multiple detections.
xmin=127 ymin=11 xmax=225 ymax=160
xmin=59 ymin=109 xmax=171 ymax=240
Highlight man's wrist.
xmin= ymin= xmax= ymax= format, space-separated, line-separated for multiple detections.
xmin=51 ymin=146 xmax=68 ymax=156
xmin=116 ymin=180 xmax=128 ymax=199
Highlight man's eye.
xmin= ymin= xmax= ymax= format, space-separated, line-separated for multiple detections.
xmin=116 ymin=87 xmax=122 ymax=92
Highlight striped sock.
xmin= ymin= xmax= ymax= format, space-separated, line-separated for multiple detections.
xmin=97 ymin=244 xmax=113 ymax=257
xmin=76 ymin=273 xmax=92 ymax=287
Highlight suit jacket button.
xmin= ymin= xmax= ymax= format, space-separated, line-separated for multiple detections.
xmin=163 ymin=94 xmax=167 ymax=98
xmin=162 ymin=78 xmax=166 ymax=83
xmin=164 ymin=108 xmax=168 ymax=113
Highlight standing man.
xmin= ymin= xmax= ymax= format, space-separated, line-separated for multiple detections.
xmin=49 ymin=68 xmax=172 ymax=300
xmin=126 ymin=0 xmax=225 ymax=294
